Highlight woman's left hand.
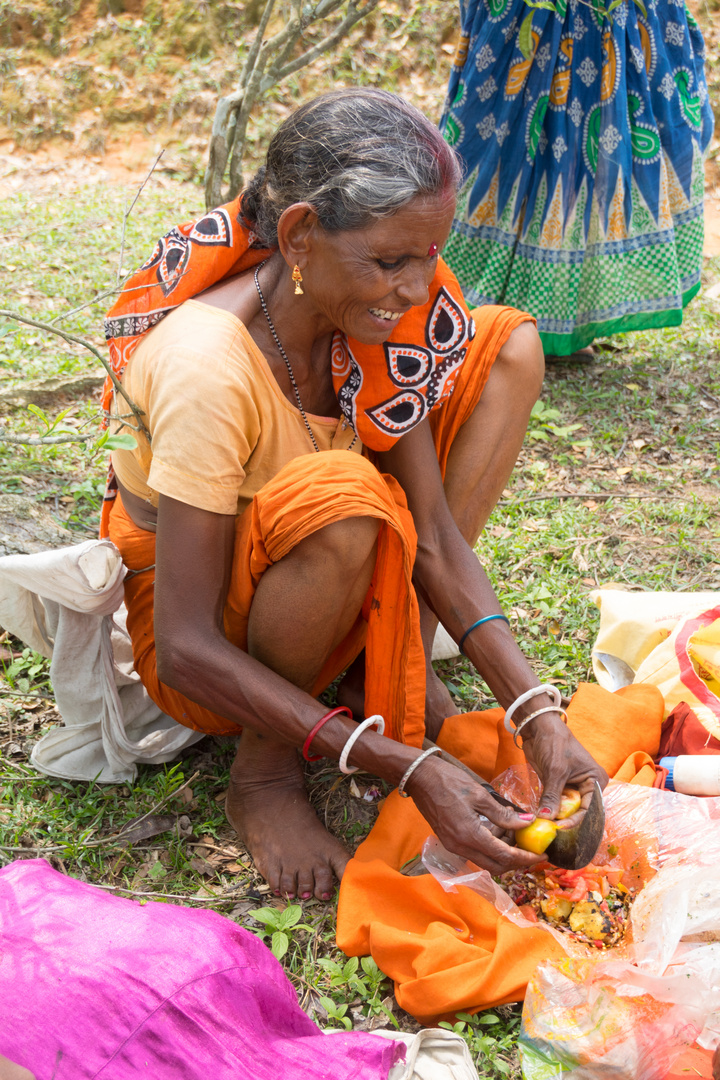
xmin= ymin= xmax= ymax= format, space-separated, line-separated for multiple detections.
xmin=520 ymin=716 xmax=608 ymax=827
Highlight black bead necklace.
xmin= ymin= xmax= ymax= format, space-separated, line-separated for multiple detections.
xmin=254 ymin=262 xmax=320 ymax=452
xmin=253 ymin=262 xmax=357 ymax=454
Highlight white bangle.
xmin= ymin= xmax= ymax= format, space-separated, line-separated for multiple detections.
xmin=503 ymin=683 xmax=562 ymax=733
xmin=398 ymin=745 xmax=443 ymax=798
xmin=338 ymin=715 xmax=385 ymax=775
xmin=512 ymin=706 xmax=568 ymax=746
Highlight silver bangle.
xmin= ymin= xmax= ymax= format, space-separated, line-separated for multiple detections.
xmin=338 ymin=715 xmax=385 ymax=775
xmin=398 ymin=745 xmax=443 ymax=798
xmin=513 ymin=706 xmax=568 ymax=746
xmin=503 ymin=683 xmax=562 ymax=733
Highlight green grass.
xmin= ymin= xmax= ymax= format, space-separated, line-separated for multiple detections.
xmin=1 ymin=4 xmax=719 ymax=1074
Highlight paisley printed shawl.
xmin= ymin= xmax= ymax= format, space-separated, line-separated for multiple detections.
xmin=103 ymin=196 xmax=476 ymax=452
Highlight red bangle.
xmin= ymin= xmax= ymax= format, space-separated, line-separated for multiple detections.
xmin=302 ymin=706 xmax=353 ymax=762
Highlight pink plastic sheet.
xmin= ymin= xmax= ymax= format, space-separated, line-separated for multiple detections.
xmin=0 ymin=859 xmax=403 ymax=1079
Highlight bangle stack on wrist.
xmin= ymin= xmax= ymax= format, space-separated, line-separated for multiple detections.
xmin=504 ymin=684 xmax=568 ymax=746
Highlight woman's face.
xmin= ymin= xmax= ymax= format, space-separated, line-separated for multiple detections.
xmin=305 ymin=189 xmax=457 ymax=344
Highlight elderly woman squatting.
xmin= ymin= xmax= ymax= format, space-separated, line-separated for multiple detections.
xmin=104 ymin=90 xmax=607 ymax=901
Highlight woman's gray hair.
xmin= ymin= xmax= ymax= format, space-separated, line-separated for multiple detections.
xmin=241 ymin=88 xmax=461 ymax=247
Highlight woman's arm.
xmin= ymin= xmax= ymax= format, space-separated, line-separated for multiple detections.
xmin=377 ymin=419 xmax=608 ymax=818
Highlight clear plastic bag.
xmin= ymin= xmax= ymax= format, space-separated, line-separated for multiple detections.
xmin=423 ymin=780 xmax=720 ymax=1079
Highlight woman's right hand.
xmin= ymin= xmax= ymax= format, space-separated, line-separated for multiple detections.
xmin=404 ymin=755 xmax=546 ymax=875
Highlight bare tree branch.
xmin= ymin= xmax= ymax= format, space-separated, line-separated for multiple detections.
xmin=205 ymin=0 xmax=382 ymax=208
xmin=266 ymin=0 xmax=379 ymax=85
xmin=0 ymin=309 xmax=150 ymax=443
xmin=239 ymin=0 xmax=277 ymax=86
xmin=117 ymin=148 xmax=166 ymax=287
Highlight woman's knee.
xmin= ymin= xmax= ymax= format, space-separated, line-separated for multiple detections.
xmin=304 ymin=515 xmax=380 ymax=574
xmin=495 ymin=320 xmax=545 ymax=399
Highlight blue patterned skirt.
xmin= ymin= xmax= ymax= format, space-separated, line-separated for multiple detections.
xmin=440 ymin=0 xmax=714 ymax=354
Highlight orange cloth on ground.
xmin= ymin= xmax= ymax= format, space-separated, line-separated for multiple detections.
xmin=108 ymin=452 xmax=426 ymax=745
xmin=666 ymin=1047 xmax=714 ymax=1079
xmin=336 ymin=682 xmax=664 ymax=1024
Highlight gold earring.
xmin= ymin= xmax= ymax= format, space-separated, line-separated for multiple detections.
xmin=291 ymin=265 xmax=304 ymax=295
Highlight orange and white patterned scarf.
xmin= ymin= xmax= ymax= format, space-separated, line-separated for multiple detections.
xmin=103 ymin=196 xmax=476 ymax=450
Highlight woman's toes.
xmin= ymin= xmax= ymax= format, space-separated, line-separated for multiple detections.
xmin=279 ymin=868 xmax=299 ymax=898
xmin=313 ymin=864 xmax=336 ymax=901
xmin=297 ymin=871 xmax=316 ymax=900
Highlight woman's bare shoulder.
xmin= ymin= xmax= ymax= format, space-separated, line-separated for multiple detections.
xmin=194 ymin=270 xmax=258 ymax=327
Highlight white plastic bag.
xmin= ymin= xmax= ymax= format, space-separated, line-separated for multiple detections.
xmin=424 ymin=782 xmax=720 ymax=1079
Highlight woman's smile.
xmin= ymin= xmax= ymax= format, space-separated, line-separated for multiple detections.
xmin=368 ymin=306 xmax=405 ymax=325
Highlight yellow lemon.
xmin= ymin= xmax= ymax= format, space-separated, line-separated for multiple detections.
xmin=515 ymin=818 xmax=558 ymax=854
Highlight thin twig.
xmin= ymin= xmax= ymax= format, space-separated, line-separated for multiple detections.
xmin=88 ymin=882 xmax=246 ymax=904
xmin=0 ymin=772 xmax=201 ymax=855
xmin=51 ymin=267 xmax=193 ymax=326
xmin=499 ymin=491 xmax=677 ymax=505
xmin=0 ymin=843 xmax=68 ymax=854
xmin=0 ymin=758 xmax=35 ymax=774
xmin=0 ymin=309 xmax=150 ymax=443
xmin=117 ymin=148 xmax=165 ymax=287
xmin=0 ymin=688 xmax=52 ymax=699
xmin=700 ymin=384 xmax=720 ymax=407
xmin=189 ymin=840 xmax=245 ymax=859
xmin=0 ymin=432 xmax=95 ymax=446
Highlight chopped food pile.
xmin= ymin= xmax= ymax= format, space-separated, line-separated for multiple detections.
xmin=498 ymin=863 xmax=634 ymax=949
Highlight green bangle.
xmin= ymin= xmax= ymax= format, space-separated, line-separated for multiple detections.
xmin=458 ymin=614 xmax=510 ymax=656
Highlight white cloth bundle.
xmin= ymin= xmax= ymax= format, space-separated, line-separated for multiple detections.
xmin=0 ymin=540 xmax=202 ymax=783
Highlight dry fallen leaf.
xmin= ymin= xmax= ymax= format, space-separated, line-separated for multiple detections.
xmin=117 ymin=813 xmax=177 ymax=846
xmin=190 ymin=856 xmax=216 ymax=877
xmin=224 ymin=861 xmax=247 ymax=875
xmin=572 ymin=546 xmax=590 ymax=572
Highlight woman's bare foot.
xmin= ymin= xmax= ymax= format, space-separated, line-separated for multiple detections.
xmin=226 ymin=729 xmax=350 ymax=900
xmin=544 ymin=345 xmax=595 ymax=363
